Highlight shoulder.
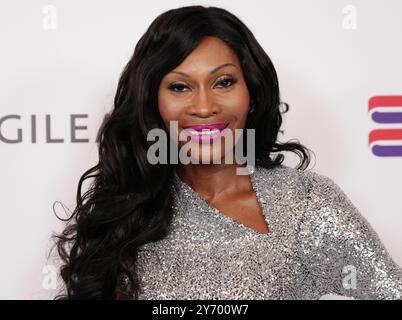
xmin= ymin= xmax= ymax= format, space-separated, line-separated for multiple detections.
xmin=256 ymin=163 xmax=361 ymax=228
xmin=256 ymin=163 xmax=339 ymax=197
xmin=280 ymin=166 xmax=376 ymax=245
xmin=294 ymin=167 xmax=357 ymax=217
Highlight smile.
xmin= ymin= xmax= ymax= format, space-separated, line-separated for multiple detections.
xmin=182 ymin=123 xmax=229 ymax=143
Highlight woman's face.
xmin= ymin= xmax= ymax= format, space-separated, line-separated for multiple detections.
xmin=158 ymin=36 xmax=250 ymax=164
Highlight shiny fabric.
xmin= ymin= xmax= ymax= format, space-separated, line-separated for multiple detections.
xmin=134 ymin=164 xmax=402 ymax=299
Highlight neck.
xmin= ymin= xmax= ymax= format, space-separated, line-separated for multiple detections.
xmin=177 ymin=162 xmax=251 ymax=202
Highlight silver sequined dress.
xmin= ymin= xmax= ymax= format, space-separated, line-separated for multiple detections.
xmin=135 ymin=164 xmax=402 ymax=299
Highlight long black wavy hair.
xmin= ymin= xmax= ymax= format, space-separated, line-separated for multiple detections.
xmin=52 ymin=5 xmax=313 ymax=299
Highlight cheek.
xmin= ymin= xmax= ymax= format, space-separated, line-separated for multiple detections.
xmin=232 ymin=101 xmax=249 ymax=117
xmin=228 ymin=95 xmax=250 ymax=126
xmin=158 ymin=93 xmax=180 ymax=128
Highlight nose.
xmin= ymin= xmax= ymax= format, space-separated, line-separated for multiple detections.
xmin=185 ymin=88 xmax=221 ymax=118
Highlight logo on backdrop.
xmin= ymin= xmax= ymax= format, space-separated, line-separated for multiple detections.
xmin=0 ymin=114 xmax=89 ymax=143
xmin=368 ymin=96 xmax=402 ymax=157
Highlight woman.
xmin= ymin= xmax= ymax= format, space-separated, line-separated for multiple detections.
xmin=53 ymin=5 xmax=402 ymax=300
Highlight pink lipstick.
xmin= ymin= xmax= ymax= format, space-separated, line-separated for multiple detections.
xmin=182 ymin=122 xmax=229 ymax=143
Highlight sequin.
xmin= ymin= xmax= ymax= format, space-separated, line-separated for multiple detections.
xmin=133 ymin=164 xmax=402 ymax=300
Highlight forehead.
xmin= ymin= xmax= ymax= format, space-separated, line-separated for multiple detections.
xmin=172 ymin=36 xmax=240 ymax=73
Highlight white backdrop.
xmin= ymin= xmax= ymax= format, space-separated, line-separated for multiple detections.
xmin=0 ymin=0 xmax=401 ymax=299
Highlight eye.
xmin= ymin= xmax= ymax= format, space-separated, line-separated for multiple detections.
xmin=167 ymin=75 xmax=237 ymax=93
xmin=168 ymin=83 xmax=190 ymax=93
xmin=215 ymin=75 xmax=237 ymax=88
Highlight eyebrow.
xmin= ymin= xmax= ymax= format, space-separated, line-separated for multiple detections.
xmin=169 ymin=63 xmax=237 ymax=77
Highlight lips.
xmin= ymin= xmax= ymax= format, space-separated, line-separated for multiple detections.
xmin=181 ymin=122 xmax=229 ymax=143
xmin=182 ymin=123 xmax=229 ymax=132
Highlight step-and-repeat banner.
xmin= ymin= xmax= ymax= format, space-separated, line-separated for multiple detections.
xmin=0 ymin=0 xmax=401 ymax=299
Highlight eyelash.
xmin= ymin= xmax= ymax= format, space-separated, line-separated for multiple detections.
xmin=168 ymin=76 xmax=237 ymax=93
